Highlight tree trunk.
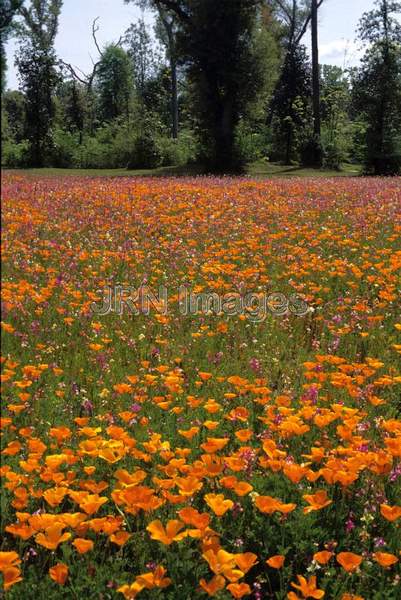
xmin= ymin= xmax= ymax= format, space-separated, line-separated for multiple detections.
xmin=170 ymin=54 xmax=178 ymax=139
xmin=311 ymin=0 xmax=322 ymax=165
xmin=213 ymin=96 xmax=237 ymax=172
xmin=285 ymin=127 xmax=292 ymax=165
xmin=158 ymin=8 xmax=179 ymax=139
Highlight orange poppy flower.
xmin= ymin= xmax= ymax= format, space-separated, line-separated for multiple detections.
xmin=178 ymin=427 xmax=200 ymax=440
xmin=113 ymin=383 xmax=133 ymax=394
xmin=135 ymin=565 xmax=171 ymax=589
xmin=380 ymin=504 xmax=401 ymax=521
xmin=178 ymin=507 xmax=210 ymax=530
xmin=60 ymin=513 xmax=87 ymax=528
xmin=199 ymin=574 xmax=226 ymax=596
xmin=290 ymin=574 xmax=325 ymax=599
xmin=117 ymin=581 xmax=143 ymax=599
xmin=2 ymin=566 xmax=22 ymax=590
xmin=202 ymin=549 xmax=243 ymax=582
xmin=303 ymin=490 xmax=332 ymax=514
xmin=78 ymin=493 xmax=108 ymax=515
xmin=109 ymin=531 xmax=132 ymax=546
xmin=199 ymin=372 xmax=213 ymax=381
xmin=372 ymin=552 xmax=398 ymax=567
xmin=200 ymin=437 xmax=229 ymax=453
xmin=266 ymin=555 xmax=285 ymax=569
xmin=235 ymin=429 xmax=252 ymax=442
xmin=72 ymin=538 xmax=94 ymax=554
xmin=283 ymin=463 xmax=309 ymax=484
xmin=313 ymin=551 xmax=333 ymax=565
xmin=176 ymin=476 xmax=203 ymax=496
xmin=227 ymin=582 xmax=251 ymax=598
xmin=204 ymin=493 xmax=234 ymax=516
xmin=5 ymin=522 xmax=34 ymax=541
xmin=336 ymin=552 xmax=363 ymax=572
xmin=255 ymin=495 xmax=296 ymax=515
xmin=234 ymin=552 xmax=258 ymax=573
xmin=233 ymin=481 xmax=253 ymax=496
xmin=35 ymin=524 xmax=71 ymax=550
xmin=49 ymin=563 xmax=69 ymax=585
xmin=43 ymin=486 xmax=69 ymax=508
xmin=146 ymin=519 xmax=187 ymax=545
xmin=0 ymin=551 xmax=21 ymax=571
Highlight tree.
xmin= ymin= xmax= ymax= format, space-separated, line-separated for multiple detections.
xmin=60 ymin=18 xmax=117 ymax=134
xmin=320 ymin=65 xmax=351 ymax=169
xmin=154 ymin=8 xmax=180 ymax=138
xmin=268 ymin=0 xmax=324 ymax=52
xmin=127 ymin=0 xmax=265 ymax=173
xmin=0 ymin=0 xmax=24 ymax=93
xmin=56 ymin=79 xmax=85 ymax=143
xmin=268 ymin=1 xmax=324 ymax=166
xmin=124 ymin=18 xmax=159 ymax=98
xmin=96 ymin=45 xmax=133 ymax=122
xmin=15 ymin=0 xmax=62 ymax=166
xmin=353 ymin=0 xmax=401 ymax=175
xmin=310 ymin=0 xmax=322 ymax=165
xmin=270 ymin=44 xmax=311 ymax=163
xmin=2 ymin=89 xmax=26 ymax=141
xmin=125 ymin=3 xmax=181 ymax=139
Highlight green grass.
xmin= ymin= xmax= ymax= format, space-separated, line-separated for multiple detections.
xmin=248 ymin=160 xmax=362 ymax=178
xmin=2 ymin=161 xmax=363 ymax=178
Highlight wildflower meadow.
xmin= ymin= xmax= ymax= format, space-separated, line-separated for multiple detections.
xmin=1 ymin=173 xmax=401 ymax=599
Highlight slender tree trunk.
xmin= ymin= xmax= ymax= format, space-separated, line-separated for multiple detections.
xmin=311 ymin=0 xmax=322 ymax=165
xmin=158 ymin=8 xmax=179 ymax=139
xmin=170 ymin=54 xmax=178 ymax=139
xmin=286 ymin=127 xmax=292 ymax=165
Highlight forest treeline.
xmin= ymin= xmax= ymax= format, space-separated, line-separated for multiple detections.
xmin=1 ymin=0 xmax=401 ymax=174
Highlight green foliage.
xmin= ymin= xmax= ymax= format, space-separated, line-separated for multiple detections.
xmin=353 ymin=0 xmax=401 ymax=175
xmin=235 ymin=120 xmax=266 ymax=164
xmin=16 ymin=43 xmax=61 ymax=166
xmin=2 ymin=89 xmax=26 ymax=141
xmin=134 ymin=0 xmax=265 ymax=172
xmin=4 ymin=0 xmax=400 ymax=175
xmin=300 ymin=134 xmax=324 ymax=167
xmin=128 ymin=132 xmax=162 ymax=169
xmin=124 ymin=18 xmax=161 ymax=97
xmin=15 ymin=0 xmax=63 ymax=166
xmin=51 ymin=128 xmax=79 ymax=167
xmin=156 ymin=129 xmax=198 ymax=165
xmin=0 ymin=0 xmax=24 ymax=93
xmin=270 ymin=45 xmax=312 ymax=164
xmin=1 ymin=138 xmax=29 ymax=166
xmin=245 ymin=5 xmax=282 ymax=124
xmin=6 ymin=115 xmax=197 ymax=170
xmin=55 ymin=79 xmax=86 ymax=141
xmin=320 ymin=65 xmax=352 ymax=169
xmin=96 ymin=45 xmax=133 ymax=122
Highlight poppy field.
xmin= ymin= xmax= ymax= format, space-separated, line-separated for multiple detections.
xmin=1 ymin=173 xmax=401 ymax=600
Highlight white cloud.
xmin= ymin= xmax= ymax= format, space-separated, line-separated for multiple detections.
xmin=317 ymin=39 xmax=364 ymax=68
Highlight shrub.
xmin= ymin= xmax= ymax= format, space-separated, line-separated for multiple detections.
xmin=235 ymin=121 xmax=265 ymax=164
xmin=127 ymin=132 xmax=162 ymax=169
xmin=157 ymin=130 xmax=199 ymax=167
xmin=52 ymin=129 xmax=79 ymax=168
xmin=322 ymin=141 xmax=344 ymax=171
xmin=1 ymin=139 xmax=30 ymax=167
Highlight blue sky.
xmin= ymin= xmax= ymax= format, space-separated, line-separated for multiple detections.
xmin=5 ymin=0 xmax=376 ymax=90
